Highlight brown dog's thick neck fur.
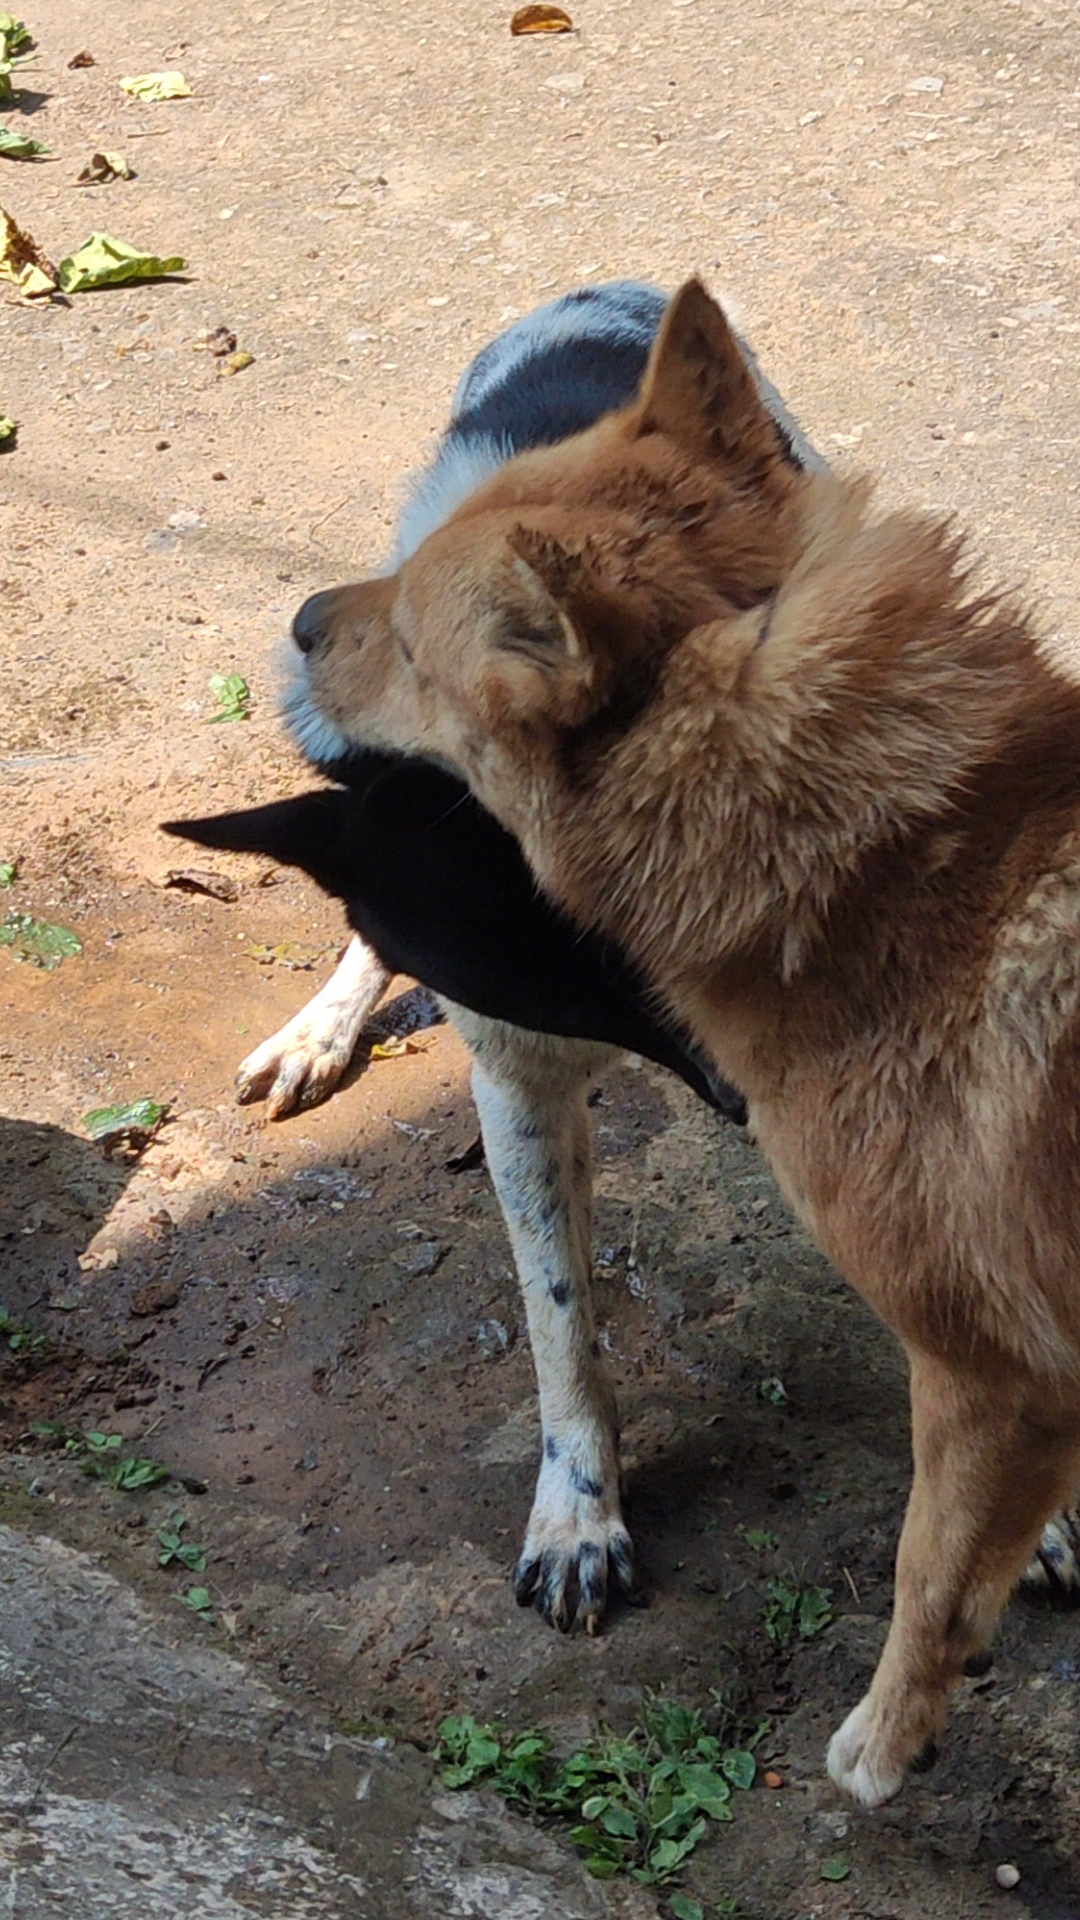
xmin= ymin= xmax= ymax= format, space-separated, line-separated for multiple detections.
xmin=296 ymin=279 xmax=1080 ymax=1806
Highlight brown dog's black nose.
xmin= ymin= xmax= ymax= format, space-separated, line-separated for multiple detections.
xmin=292 ymin=590 xmax=335 ymax=656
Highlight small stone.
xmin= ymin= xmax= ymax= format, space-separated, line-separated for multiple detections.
xmin=995 ymin=1864 xmax=1021 ymax=1891
xmin=764 ymin=1769 xmax=784 ymax=1789
xmin=392 ymin=1240 xmax=445 ymax=1275
xmin=130 ymin=1277 xmax=181 ymax=1316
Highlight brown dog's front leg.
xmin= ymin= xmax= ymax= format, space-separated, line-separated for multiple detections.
xmin=828 ymin=1349 xmax=1080 ymax=1806
xmin=450 ymin=1007 xmax=635 ymax=1633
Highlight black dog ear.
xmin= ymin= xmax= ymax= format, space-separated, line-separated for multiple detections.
xmin=162 ymin=793 xmax=354 ymax=897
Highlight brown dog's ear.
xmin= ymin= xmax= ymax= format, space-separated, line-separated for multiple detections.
xmin=476 ymin=527 xmax=601 ymax=727
xmin=634 ymin=278 xmax=783 ymax=471
xmin=503 ymin=525 xmax=588 ymax=664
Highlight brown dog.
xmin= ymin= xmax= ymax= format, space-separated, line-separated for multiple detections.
xmin=286 ymin=281 xmax=1080 ymax=1807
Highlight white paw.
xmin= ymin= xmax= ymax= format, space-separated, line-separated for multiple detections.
xmin=1020 ymin=1504 xmax=1080 ymax=1601
xmin=236 ymin=1015 xmax=359 ymax=1118
xmin=827 ymin=1697 xmax=909 ymax=1809
xmin=513 ymin=1444 xmax=636 ymax=1634
xmin=235 ymin=941 xmax=390 ymax=1118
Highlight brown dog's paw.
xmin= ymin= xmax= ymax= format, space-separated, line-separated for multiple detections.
xmin=1020 ymin=1503 xmax=1080 ymax=1605
xmin=826 ymin=1696 xmax=922 ymax=1809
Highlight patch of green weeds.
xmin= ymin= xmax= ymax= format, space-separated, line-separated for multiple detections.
xmin=157 ymin=1512 xmax=206 ymax=1571
xmin=28 ymin=1420 xmax=171 ymax=1491
xmin=0 ymin=911 xmax=81 ymax=969
xmin=181 ymin=1585 xmax=213 ymax=1615
xmin=761 ymin=1573 xmax=833 ymax=1650
xmin=0 ymin=13 xmax=35 ymax=102
xmin=0 ymin=1303 xmax=50 ymax=1361
xmin=207 ymin=671 xmax=251 ymax=722
xmin=437 ymin=1692 xmax=754 ymax=1893
xmin=0 ymin=859 xmax=17 ymax=886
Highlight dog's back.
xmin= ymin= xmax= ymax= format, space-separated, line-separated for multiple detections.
xmin=391 ymin=280 xmax=821 ymax=566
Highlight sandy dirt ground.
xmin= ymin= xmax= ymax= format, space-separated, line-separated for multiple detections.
xmin=2 ymin=0 xmax=1080 ymax=1915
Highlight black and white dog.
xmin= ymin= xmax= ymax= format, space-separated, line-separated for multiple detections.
xmin=170 ymin=282 xmax=1079 ymax=1627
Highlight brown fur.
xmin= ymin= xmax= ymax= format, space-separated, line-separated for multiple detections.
xmin=297 ymin=281 xmax=1080 ymax=1805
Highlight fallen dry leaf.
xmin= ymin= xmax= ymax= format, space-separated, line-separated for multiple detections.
xmin=192 ymin=323 xmax=236 ymax=355
xmin=0 ymin=204 xmax=56 ymax=295
xmin=368 ymin=1034 xmax=434 ymax=1060
xmin=510 ymin=3 xmax=573 ymax=30
xmin=75 ymin=150 xmax=134 ymax=185
xmin=163 ymin=868 xmax=239 ymax=903
xmin=218 ymin=348 xmax=254 ymax=375
xmin=246 ymin=939 xmax=333 ymax=971
xmin=67 ymin=48 xmax=95 ymax=68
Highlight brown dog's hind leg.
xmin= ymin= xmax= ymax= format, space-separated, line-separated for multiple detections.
xmin=828 ymin=1350 xmax=1080 ymax=1808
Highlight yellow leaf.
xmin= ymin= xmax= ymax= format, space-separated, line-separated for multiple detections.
xmin=57 ymin=232 xmax=185 ymax=292
xmin=120 ymin=71 xmax=191 ymax=101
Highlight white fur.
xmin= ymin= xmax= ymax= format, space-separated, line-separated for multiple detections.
xmin=827 ymin=1697 xmax=908 ymax=1810
xmin=451 ymin=1007 xmax=635 ymax=1629
xmin=236 ymin=935 xmax=390 ymax=1118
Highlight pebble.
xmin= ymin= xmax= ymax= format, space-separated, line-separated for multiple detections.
xmin=995 ymin=1863 xmax=1021 ymax=1890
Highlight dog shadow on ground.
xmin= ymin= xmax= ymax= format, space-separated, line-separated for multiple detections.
xmin=2 ymin=1091 xmax=1079 ymax=1914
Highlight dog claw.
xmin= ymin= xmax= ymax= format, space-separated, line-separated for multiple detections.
xmin=962 ymin=1649 xmax=994 ymax=1678
xmin=512 ymin=1529 xmax=636 ymax=1634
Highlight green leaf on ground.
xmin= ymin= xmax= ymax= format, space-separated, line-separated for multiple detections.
xmin=667 ymin=1897 xmax=705 ymax=1920
xmin=0 ymin=123 xmax=46 ymax=157
xmin=820 ymin=1853 xmax=851 ymax=1882
xmin=57 ymin=231 xmax=186 ymax=291
xmin=762 ymin=1574 xmax=834 ymax=1649
xmin=0 ymin=911 xmax=81 ymax=969
xmin=157 ymin=1513 xmax=207 ymax=1571
xmin=82 ymin=1098 xmax=168 ymax=1145
xmin=207 ymin=671 xmax=251 ymax=721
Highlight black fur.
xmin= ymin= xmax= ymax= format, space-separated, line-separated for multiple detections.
xmin=164 ymin=751 xmax=747 ymax=1120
